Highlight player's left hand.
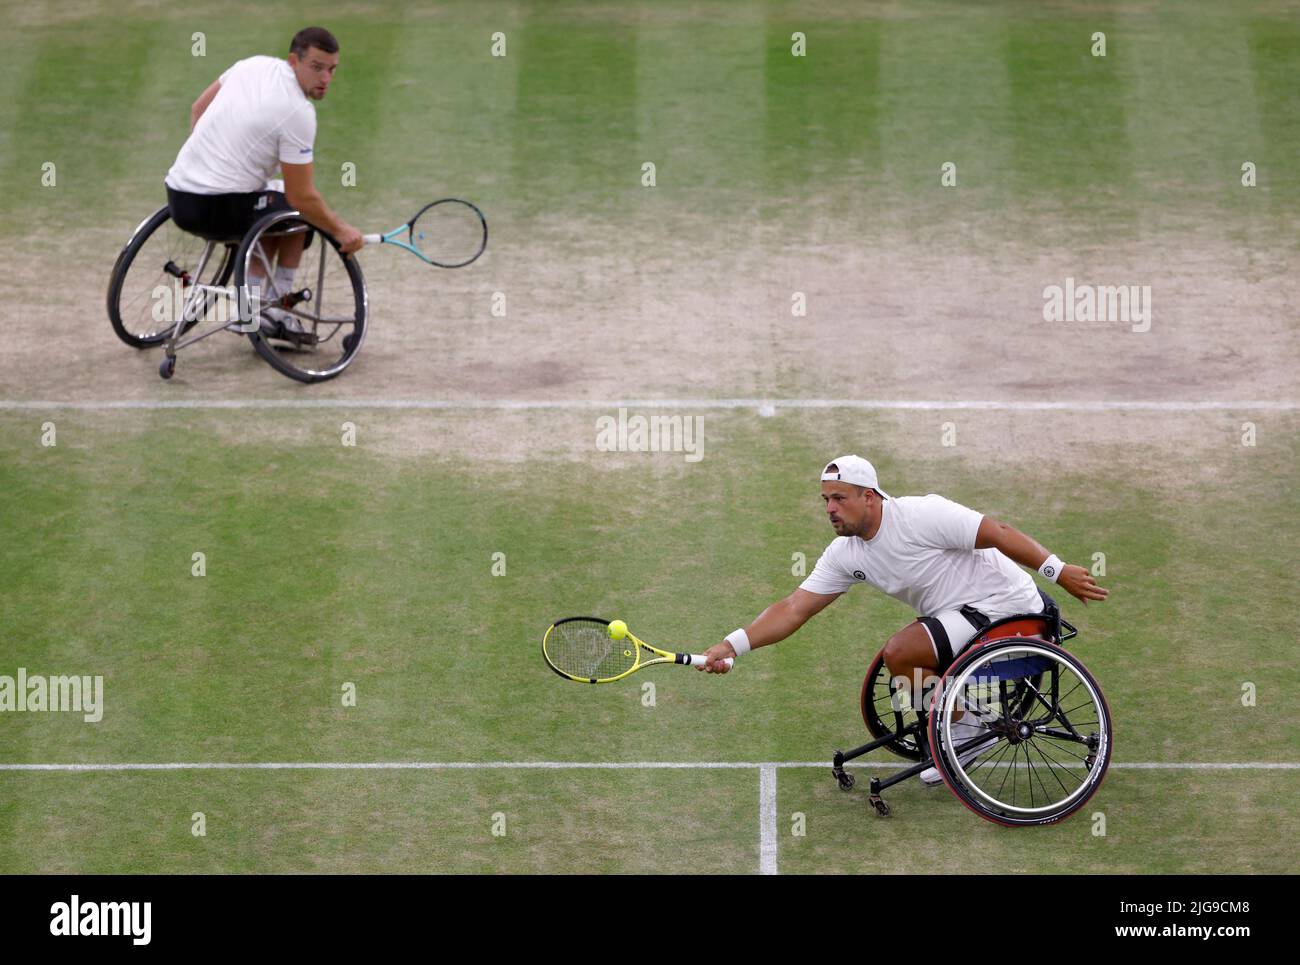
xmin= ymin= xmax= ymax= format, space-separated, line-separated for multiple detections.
xmin=1058 ymin=564 xmax=1109 ymax=605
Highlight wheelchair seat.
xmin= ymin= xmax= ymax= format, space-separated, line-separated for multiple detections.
xmin=970 ymin=590 xmax=1077 ymax=648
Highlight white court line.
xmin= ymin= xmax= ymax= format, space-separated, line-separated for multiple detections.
xmin=9 ymin=759 xmax=1294 ymax=876
xmin=1 ymin=761 xmax=1296 ymax=771
xmin=758 ymin=765 xmax=778 ymax=876
xmin=0 ymin=398 xmax=1297 ymax=412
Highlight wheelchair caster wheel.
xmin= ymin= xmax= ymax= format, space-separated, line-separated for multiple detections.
xmin=159 ymin=355 xmax=176 ymax=380
xmin=833 ymin=769 xmax=855 ymax=791
xmin=869 ymin=795 xmax=891 ymax=817
xmin=343 ymin=332 xmax=358 ymax=353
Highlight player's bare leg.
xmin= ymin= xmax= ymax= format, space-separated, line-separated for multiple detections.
xmin=882 ymin=621 xmax=972 ymax=723
xmin=270 ymin=232 xmax=306 ymax=271
xmin=245 ymin=233 xmax=310 ymax=335
xmin=247 ymin=234 xmax=307 ymax=298
xmin=882 ymin=621 xmax=939 ymax=715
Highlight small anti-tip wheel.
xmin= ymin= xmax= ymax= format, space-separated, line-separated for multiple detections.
xmin=869 ymin=795 xmax=891 ymax=817
xmin=836 ymin=771 xmax=856 ymax=791
xmin=159 ymin=355 xmax=176 ymax=380
xmin=342 ymin=332 xmax=357 ymax=353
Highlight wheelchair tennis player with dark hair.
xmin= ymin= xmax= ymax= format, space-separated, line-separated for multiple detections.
xmin=108 ymin=26 xmax=372 ymax=382
xmin=702 ymin=455 xmax=1113 ymax=826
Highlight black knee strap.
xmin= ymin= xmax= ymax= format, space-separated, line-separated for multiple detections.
xmin=919 ymin=616 xmax=953 ymax=673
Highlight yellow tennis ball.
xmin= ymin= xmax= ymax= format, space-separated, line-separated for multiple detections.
xmin=608 ymin=619 xmax=628 ymax=640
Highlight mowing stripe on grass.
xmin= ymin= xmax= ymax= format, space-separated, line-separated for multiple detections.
xmin=2 ymin=399 xmax=1297 ymax=412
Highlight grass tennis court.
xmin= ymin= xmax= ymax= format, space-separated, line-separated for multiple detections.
xmin=1 ymin=0 xmax=1297 ymax=873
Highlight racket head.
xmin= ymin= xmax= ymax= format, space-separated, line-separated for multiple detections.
xmin=407 ymin=198 xmax=487 ymax=268
xmin=542 ymin=616 xmax=643 ymax=683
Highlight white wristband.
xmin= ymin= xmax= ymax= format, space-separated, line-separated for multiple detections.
xmin=1038 ymin=555 xmax=1064 ymax=583
xmin=725 ymin=628 xmax=752 ymax=656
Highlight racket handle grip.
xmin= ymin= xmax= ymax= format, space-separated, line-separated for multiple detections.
xmin=362 ymin=234 xmax=381 ymax=245
xmin=687 ymin=654 xmax=734 ymax=669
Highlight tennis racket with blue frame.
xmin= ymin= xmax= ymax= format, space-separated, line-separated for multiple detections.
xmin=362 ymin=198 xmax=487 ymax=268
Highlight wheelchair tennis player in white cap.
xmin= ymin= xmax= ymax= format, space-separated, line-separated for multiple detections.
xmin=702 ymin=455 xmax=1108 ymax=784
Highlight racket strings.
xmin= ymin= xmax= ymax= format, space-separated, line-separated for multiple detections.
xmin=409 ymin=201 xmax=486 ymax=267
xmin=547 ymin=622 xmax=636 ymax=680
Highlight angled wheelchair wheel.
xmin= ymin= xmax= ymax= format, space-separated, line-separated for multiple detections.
xmin=860 ymin=648 xmax=923 ymax=761
xmin=107 ymin=205 xmax=235 ymax=348
xmin=930 ymin=638 xmax=1112 ymax=827
xmin=235 ymin=209 xmax=368 ymax=383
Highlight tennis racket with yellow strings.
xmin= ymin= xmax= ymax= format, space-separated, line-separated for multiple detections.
xmin=542 ymin=617 xmax=732 ymax=684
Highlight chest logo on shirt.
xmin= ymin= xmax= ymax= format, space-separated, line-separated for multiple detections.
xmin=853 ymin=570 xmax=866 ymax=581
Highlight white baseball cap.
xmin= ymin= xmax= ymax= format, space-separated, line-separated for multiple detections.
xmin=821 ymin=455 xmax=890 ymax=499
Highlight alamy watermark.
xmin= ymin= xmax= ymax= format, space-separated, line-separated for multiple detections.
xmin=0 ymin=668 xmax=103 ymax=722
xmin=50 ymin=895 xmax=150 ymax=945
xmin=595 ymin=407 xmax=704 ymax=463
xmin=150 ymin=278 xmax=265 ymax=334
xmin=889 ymin=670 xmax=1033 ymax=717
xmin=1042 ymin=277 xmax=1151 ymax=333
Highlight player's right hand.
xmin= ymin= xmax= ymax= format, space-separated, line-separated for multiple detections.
xmin=336 ymin=221 xmax=364 ymax=254
xmin=1058 ymin=564 xmax=1109 ymax=605
xmin=701 ymin=642 xmax=736 ymax=673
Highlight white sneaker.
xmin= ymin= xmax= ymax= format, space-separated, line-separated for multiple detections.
xmin=920 ymin=714 xmax=998 ymax=786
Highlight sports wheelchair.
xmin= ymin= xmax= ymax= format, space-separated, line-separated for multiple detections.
xmin=107 ymin=204 xmax=367 ymax=383
xmin=830 ymin=595 xmax=1112 ymax=826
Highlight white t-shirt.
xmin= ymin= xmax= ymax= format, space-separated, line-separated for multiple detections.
xmin=165 ymin=56 xmax=316 ymax=194
xmin=799 ymin=494 xmax=1041 ymax=618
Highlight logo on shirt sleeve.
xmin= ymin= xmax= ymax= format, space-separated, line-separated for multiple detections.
xmin=852 ymin=570 xmax=866 ymax=581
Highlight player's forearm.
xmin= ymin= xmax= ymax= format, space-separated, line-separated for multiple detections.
xmin=287 ymin=188 xmax=344 ymax=236
xmin=739 ymin=597 xmax=807 ymax=650
xmin=987 ymin=520 xmax=1052 ymax=570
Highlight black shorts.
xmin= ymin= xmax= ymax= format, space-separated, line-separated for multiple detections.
xmin=166 ymin=185 xmax=292 ymax=241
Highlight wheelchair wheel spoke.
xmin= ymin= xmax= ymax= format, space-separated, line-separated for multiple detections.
xmin=992 ymin=744 xmax=1016 ymax=800
xmin=1027 ymin=741 xmax=1076 ymax=795
xmin=1029 ymin=751 xmax=1057 ymax=808
xmin=966 ymin=739 xmax=1015 ymax=789
xmin=1035 ymin=736 xmax=1092 ymax=765
xmin=1059 ymin=696 xmax=1096 ymax=719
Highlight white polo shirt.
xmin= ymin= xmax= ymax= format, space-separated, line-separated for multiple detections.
xmin=165 ymin=55 xmax=316 ymax=195
xmin=799 ymin=494 xmax=1041 ymax=619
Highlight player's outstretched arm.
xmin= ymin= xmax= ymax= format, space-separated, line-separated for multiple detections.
xmin=975 ymin=516 xmax=1109 ymax=605
xmin=282 ymin=162 xmax=363 ymax=253
xmin=702 ymin=589 xmax=840 ymax=673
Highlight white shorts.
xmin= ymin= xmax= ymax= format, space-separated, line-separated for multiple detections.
xmin=919 ymin=596 xmax=1047 ymax=669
